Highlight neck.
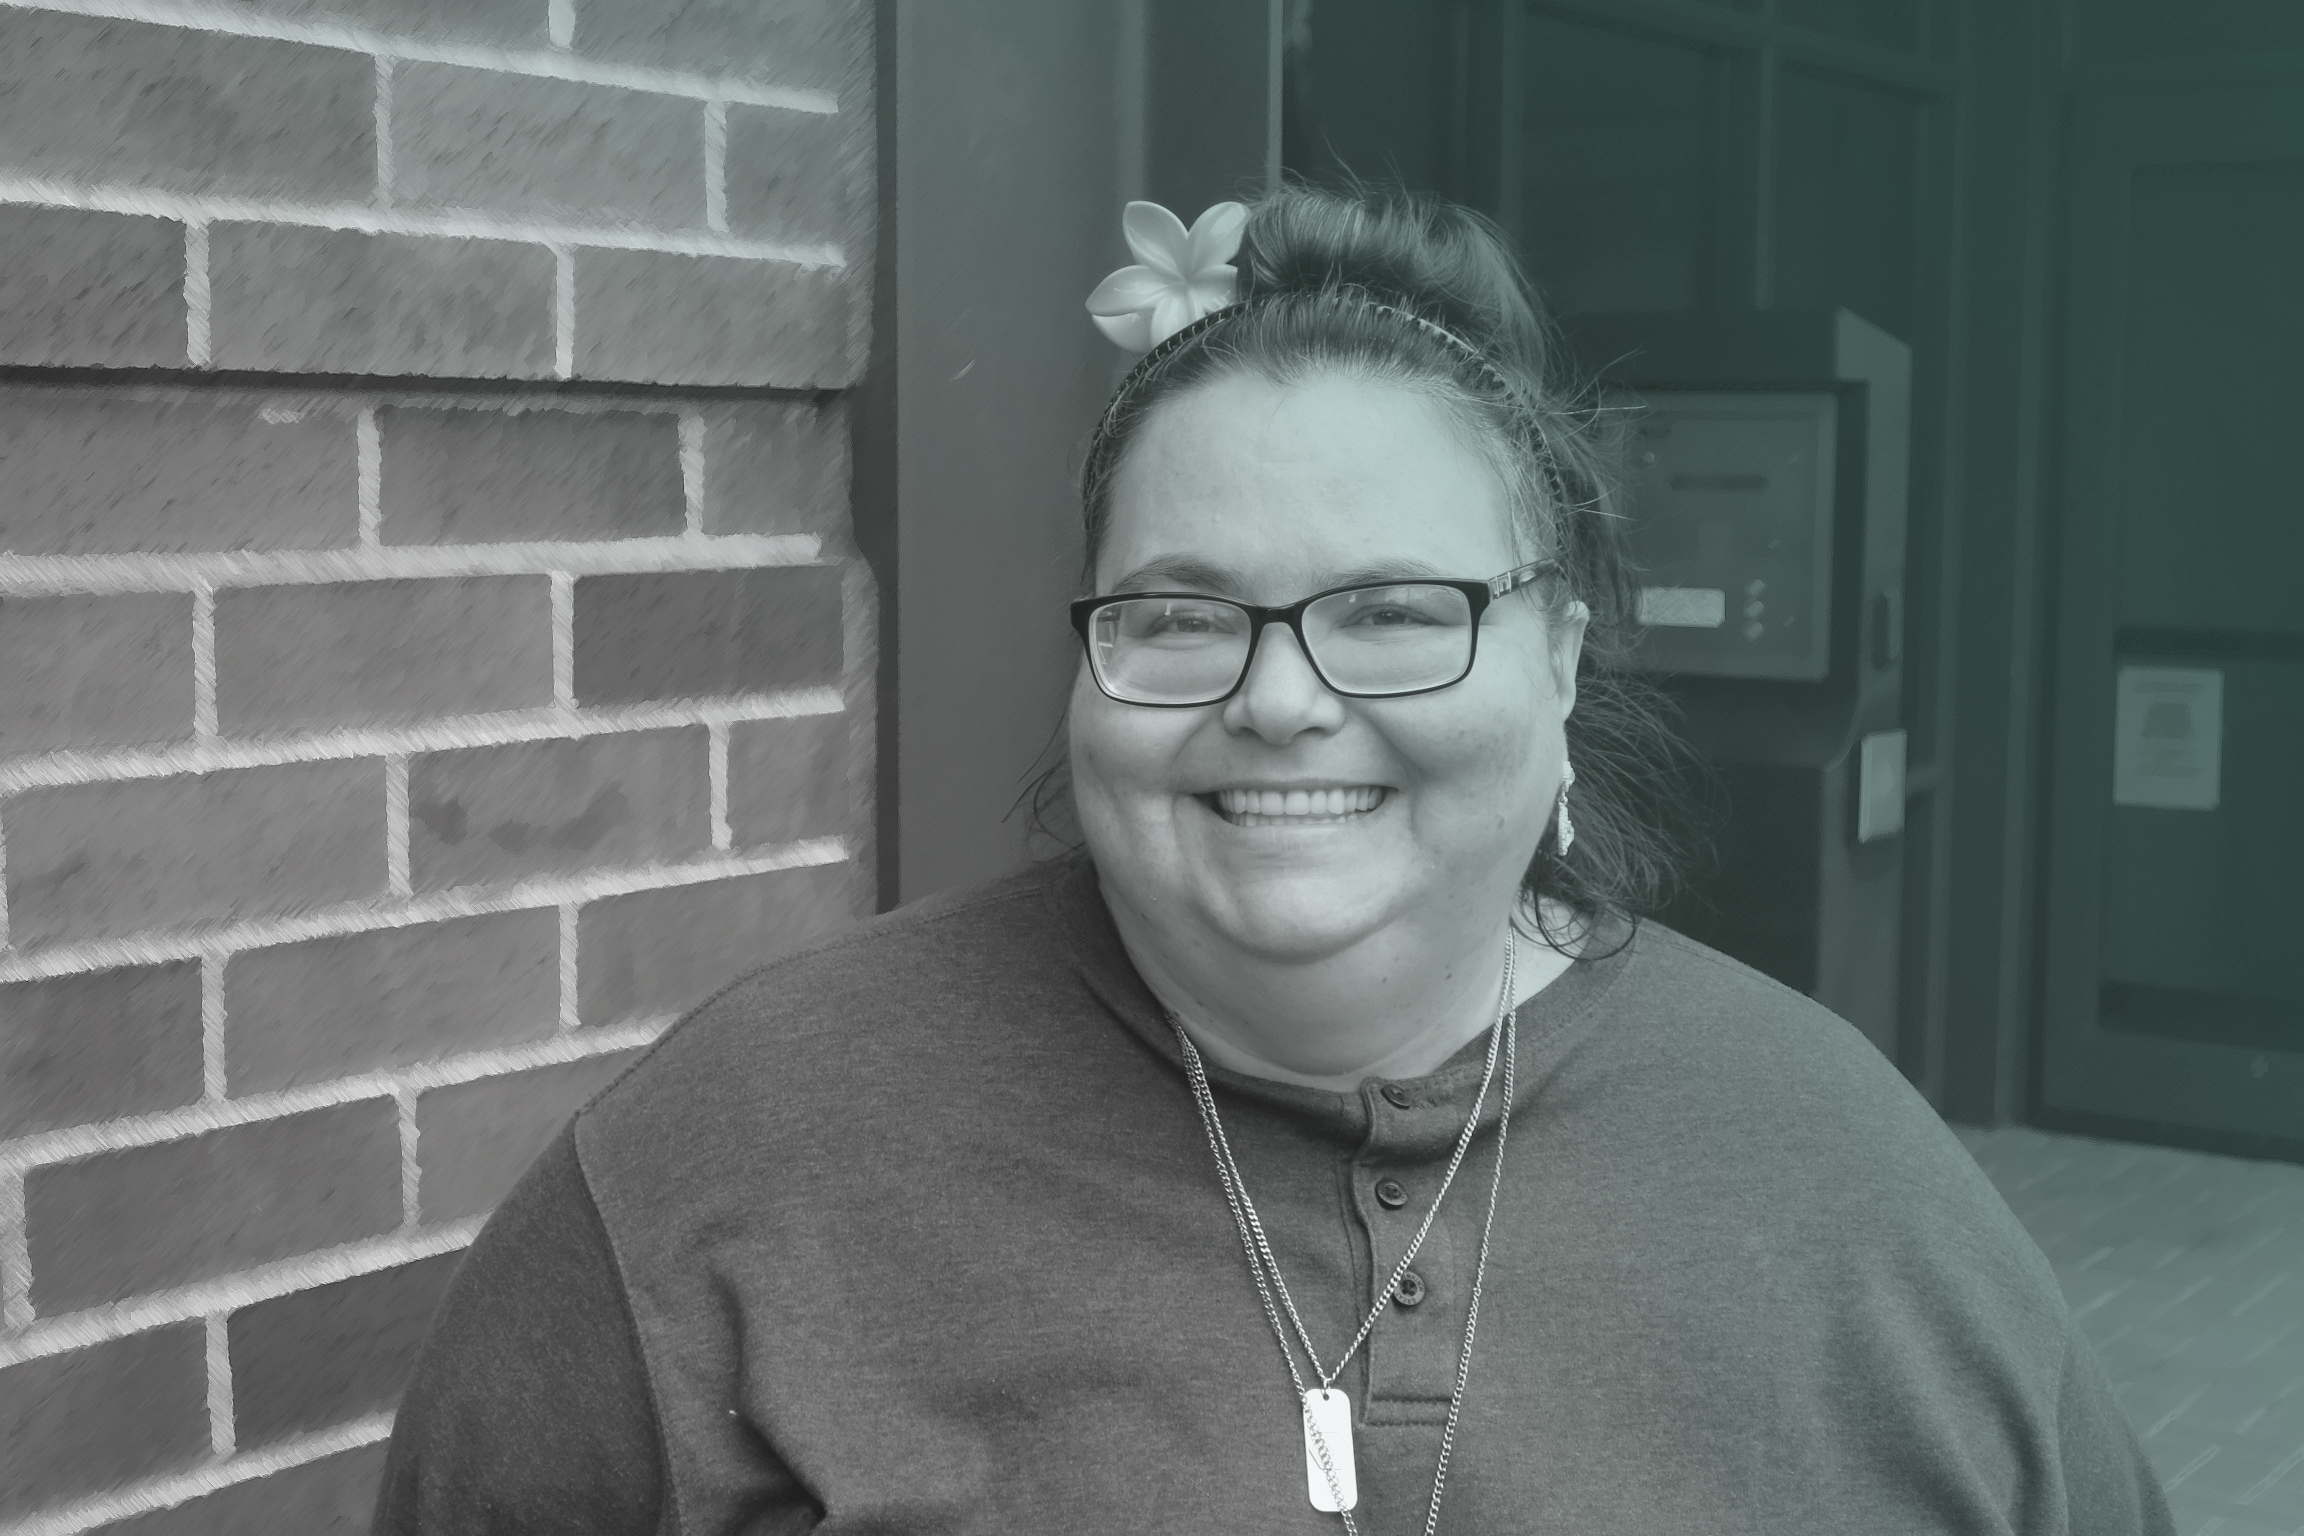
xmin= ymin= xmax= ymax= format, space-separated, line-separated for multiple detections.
xmin=1105 ymin=886 xmax=1577 ymax=1091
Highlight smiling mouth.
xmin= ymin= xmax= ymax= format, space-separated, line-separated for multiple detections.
xmin=1204 ymin=785 xmax=1389 ymax=827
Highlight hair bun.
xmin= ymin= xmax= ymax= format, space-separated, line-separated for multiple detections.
xmin=1235 ymin=183 xmax=1551 ymax=376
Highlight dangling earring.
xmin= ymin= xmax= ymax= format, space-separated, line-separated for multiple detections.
xmin=1553 ymin=758 xmax=1577 ymax=856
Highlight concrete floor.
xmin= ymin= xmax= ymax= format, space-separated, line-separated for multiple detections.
xmin=1955 ymin=1124 xmax=2304 ymax=1536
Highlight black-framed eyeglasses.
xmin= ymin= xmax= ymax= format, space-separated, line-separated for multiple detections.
xmin=1069 ymin=561 xmax=1560 ymax=708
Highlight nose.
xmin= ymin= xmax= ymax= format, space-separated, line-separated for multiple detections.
xmin=1220 ymin=620 xmax=1348 ymax=744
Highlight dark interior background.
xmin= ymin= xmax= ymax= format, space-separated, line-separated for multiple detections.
xmin=883 ymin=0 xmax=2304 ymax=1163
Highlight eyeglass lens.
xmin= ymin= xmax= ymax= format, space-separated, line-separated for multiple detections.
xmin=1088 ymin=584 xmax=1476 ymax=704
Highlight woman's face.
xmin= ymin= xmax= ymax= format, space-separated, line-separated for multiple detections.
xmin=1071 ymin=370 xmax=1587 ymax=966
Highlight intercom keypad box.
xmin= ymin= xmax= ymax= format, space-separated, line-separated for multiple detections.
xmin=1621 ymin=391 xmax=1839 ymax=681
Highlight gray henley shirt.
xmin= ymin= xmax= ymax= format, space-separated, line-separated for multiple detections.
xmin=376 ymin=853 xmax=2175 ymax=1534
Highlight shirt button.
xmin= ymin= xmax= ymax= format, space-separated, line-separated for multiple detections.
xmin=1381 ymin=1085 xmax=1413 ymax=1109
xmin=1394 ymin=1270 xmax=1428 ymax=1308
xmin=1375 ymin=1179 xmax=1408 ymax=1209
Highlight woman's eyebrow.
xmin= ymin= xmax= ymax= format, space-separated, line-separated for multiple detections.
xmin=1323 ymin=559 xmax=1455 ymax=587
xmin=1109 ymin=555 xmax=1247 ymax=593
xmin=1109 ymin=556 xmax=1464 ymax=595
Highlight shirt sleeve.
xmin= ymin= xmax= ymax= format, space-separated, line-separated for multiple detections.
xmin=373 ymin=1124 xmax=669 ymax=1536
xmin=2052 ymin=1324 xmax=2178 ymax=1536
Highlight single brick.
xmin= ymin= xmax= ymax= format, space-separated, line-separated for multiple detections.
xmin=578 ymin=860 xmax=856 ymax=1025
xmin=228 ymin=1253 xmax=461 ymax=1447
xmin=573 ymin=567 xmax=845 ymax=705
xmin=225 ymin=0 xmax=541 ymax=47
xmin=97 ymin=1443 xmax=389 ymax=1536
xmin=378 ymin=407 xmax=683 ymax=545
xmin=209 ymin=225 xmax=555 ymax=378
xmin=216 ymin=576 xmax=552 ymax=734
xmin=726 ymin=712 xmax=853 ymax=848
xmin=394 ymin=64 xmax=704 ymax=226
xmin=24 ymin=1101 xmax=401 ymax=1313
xmin=0 ymin=205 xmax=185 ymax=368
xmin=227 ymin=910 xmax=559 ymax=1094
xmin=573 ymin=249 xmax=857 ymax=386
xmin=0 ymin=390 xmax=356 ymax=556
xmin=416 ymin=1053 xmax=638 ymax=1220
xmin=725 ymin=105 xmax=871 ymax=246
xmin=0 ymin=592 xmax=193 ymax=753
xmin=4 ymin=761 xmax=384 ymax=950
xmin=0 ymin=11 xmax=370 ymax=199
xmin=407 ymin=729 xmax=709 ymax=892
xmin=574 ymin=0 xmax=871 ymax=97
xmin=0 ymin=1326 xmax=207 ymax=1522
xmin=701 ymin=400 xmax=850 ymax=539
xmin=0 ymin=963 xmax=202 ymax=1141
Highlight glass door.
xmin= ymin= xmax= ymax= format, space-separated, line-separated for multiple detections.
xmin=2040 ymin=87 xmax=2304 ymax=1158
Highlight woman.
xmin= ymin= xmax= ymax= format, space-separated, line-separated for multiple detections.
xmin=378 ymin=186 xmax=2173 ymax=1534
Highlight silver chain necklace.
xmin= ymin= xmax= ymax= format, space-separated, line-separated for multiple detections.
xmin=1169 ymin=932 xmax=1520 ymax=1535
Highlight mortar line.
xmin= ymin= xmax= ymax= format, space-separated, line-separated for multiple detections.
xmin=0 ymin=687 xmax=843 ymax=796
xmin=373 ymin=56 xmax=394 ymax=205
xmin=0 ymin=1411 xmax=398 ymax=1536
xmin=204 ymin=1313 xmax=234 ymax=1458
xmin=190 ymin=582 xmax=217 ymax=741
xmin=0 ymin=533 xmax=824 ymax=597
xmin=397 ymin=1088 xmax=421 ymax=1229
xmin=0 ymin=0 xmax=838 ymax=111
xmin=703 ymin=100 xmax=728 ymax=233
xmin=679 ymin=412 xmax=706 ymax=534
xmin=551 ymin=572 xmax=576 ymax=710
xmin=0 ymin=810 xmax=10 ymax=952
xmin=0 ymin=174 xmax=841 ymax=261
xmin=182 ymin=219 xmax=209 ymax=367
xmin=356 ymin=408 xmax=382 ymax=546
xmin=384 ymin=754 xmax=411 ymax=897
xmin=201 ymin=953 xmax=227 ymax=1102
xmin=0 ymin=1170 xmax=31 ymax=1332
xmin=553 ymin=246 xmax=576 ymax=379
xmin=0 ymin=841 xmax=848 ymax=987
xmin=558 ymin=902 xmax=580 ymax=1032
xmin=708 ymin=722 xmax=731 ymax=851
xmin=0 ymin=1020 xmax=671 ymax=1185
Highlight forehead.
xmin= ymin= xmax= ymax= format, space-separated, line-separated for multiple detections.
xmin=1099 ymin=371 xmax=1519 ymax=594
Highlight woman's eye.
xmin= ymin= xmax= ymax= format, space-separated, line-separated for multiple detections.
xmin=1148 ymin=612 xmax=1216 ymax=634
xmin=1350 ymin=605 xmax=1429 ymax=627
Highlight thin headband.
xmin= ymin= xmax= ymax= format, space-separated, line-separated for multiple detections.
xmin=1081 ymin=289 xmax=1572 ymax=518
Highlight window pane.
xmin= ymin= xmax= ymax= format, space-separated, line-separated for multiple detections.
xmin=1770 ymin=69 xmax=1923 ymax=340
xmin=1519 ymin=13 xmax=1723 ymax=315
xmin=1778 ymin=0 xmax=1932 ymax=56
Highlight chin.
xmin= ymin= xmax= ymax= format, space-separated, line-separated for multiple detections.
xmin=1193 ymin=872 xmax=1394 ymax=962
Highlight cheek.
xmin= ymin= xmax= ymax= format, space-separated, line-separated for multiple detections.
xmin=1069 ymin=680 xmax=1191 ymax=815
xmin=1402 ymin=663 xmax=1560 ymax=816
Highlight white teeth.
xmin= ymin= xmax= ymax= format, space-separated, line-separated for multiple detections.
xmin=1214 ymin=786 xmax=1384 ymax=822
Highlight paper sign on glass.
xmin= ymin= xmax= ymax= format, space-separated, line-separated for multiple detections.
xmin=2113 ymin=666 xmax=2222 ymax=811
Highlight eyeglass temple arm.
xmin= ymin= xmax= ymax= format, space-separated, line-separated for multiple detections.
xmin=1487 ymin=560 xmax=1559 ymax=599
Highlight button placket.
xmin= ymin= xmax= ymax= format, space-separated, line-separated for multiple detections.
xmin=1358 ymin=1081 xmax=1474 ymax=1410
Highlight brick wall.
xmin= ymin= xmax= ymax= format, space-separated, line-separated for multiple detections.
xmin=0 ymin=0 xmax=875 ymax=1528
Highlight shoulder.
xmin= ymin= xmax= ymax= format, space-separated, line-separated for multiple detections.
xmin=567 ymin=855 xmax=1101 ymax=1176
xmin=1572 ymin=919 xmax=2061 ymax=1310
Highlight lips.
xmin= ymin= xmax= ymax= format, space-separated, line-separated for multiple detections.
xmin=1206 ymin=785 xmax=1387 ymax=826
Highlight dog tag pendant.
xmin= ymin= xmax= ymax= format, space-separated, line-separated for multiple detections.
xmin=1303 ymin=1388 xmax=1358 ymax=1512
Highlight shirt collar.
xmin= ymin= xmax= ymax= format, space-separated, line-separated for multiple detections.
xmin=1043 ymin=848 xmax=1641 ymax=1156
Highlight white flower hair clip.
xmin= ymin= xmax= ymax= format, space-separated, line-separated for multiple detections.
xmin=1084 ymin=200 xmax=1248 ymax=353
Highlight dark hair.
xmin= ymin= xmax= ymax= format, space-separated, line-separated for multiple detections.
xmin=1053 ymin=182 xmax=1702 ymax=943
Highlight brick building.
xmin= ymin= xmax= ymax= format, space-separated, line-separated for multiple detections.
xmin=0 ymin=0 xmax=879 ymax=1525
